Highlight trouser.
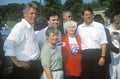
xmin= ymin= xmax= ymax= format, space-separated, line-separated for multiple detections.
xmin=81 ymin=49 xmax=105 ymax=79
xmin=41 ymin=70 xmax=64 ymax=79
xmin=11 ymin=60 xmax=43 ymax=79
xmin=109 ymin=52 xmax=120 ymax=79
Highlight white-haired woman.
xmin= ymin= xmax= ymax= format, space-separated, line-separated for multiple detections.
xmin=62 ymin=20 xmax=82 ymax=79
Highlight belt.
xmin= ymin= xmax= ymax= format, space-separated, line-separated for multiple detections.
xmin=52 ymin=68 xmax=63 ymax=72
xmin=82 ymin=49 xmax=101 ymax=52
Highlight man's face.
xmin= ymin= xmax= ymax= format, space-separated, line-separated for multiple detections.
xmin=83 ymin=10 xmax=94 ymax=24
xmin=48 ymin=15 xmax=60 ymax=28
xmin=63 ymin=13 xmax=72 ymax=22
xmin=24 ymin=7 xmax=38 ymax=25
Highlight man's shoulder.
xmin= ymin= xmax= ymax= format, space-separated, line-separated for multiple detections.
xmin=13 ymin=21 xmax=26 ymax=30
xmin=36 ymin=27 xmax=47 ymax=35
xmin=78 ymin=23 xmax=84 ymax=29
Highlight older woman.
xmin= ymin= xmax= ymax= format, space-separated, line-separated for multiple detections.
xmin=62 ymin=20 xmax=82 ymax=79
xmin=40 ymin=27 xmax=63 ymax=79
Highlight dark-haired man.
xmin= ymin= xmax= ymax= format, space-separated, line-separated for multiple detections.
xmin=36 ymin=12 xmax=62 ymax=54
xmin=77 ymin=7 xmax=107 ymax=79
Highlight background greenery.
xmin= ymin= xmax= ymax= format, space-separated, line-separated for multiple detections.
xmin=0 ymin=0 xmax=120 ymax=29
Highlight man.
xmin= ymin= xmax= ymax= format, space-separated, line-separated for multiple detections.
xmin=59 ymin=10 xmax=72 ymax=34
xmin=62 ymin=10 xmax=72 ymax=23
xmin=77 ymin=7 xmax=107 ymax=79
xmin=36 ymin=12 xmax=62 ymax=54
xmin=4 ymin=2 xmax=42 ymax=79
xmin=107 ymin=15 xmax=120 ymax=79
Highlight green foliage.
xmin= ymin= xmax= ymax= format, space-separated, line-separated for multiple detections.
xmin=104 ymin=0 xmax=120 ymax=19
xmin=64 ymin=0 xmax=83 ymax=10
xmin=0 ymin=3 xmax=24 ymax=21
xmin=1 ymin=0 xmax=119 ymax=23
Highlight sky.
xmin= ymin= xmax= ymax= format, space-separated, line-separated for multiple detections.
xmin=0 ymin=0 xmax=92 ymax=5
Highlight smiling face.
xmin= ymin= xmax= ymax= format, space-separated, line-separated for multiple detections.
xmin=82 ymin=10 xmax=94 ymax=25
xmin=24 ymin=7 xmax=38 ymax=25
xmin=66 ymin=25 xmax=76 ymax=36
xmin=48 ymin=15 xmax=60 ymax=28
xmin=47 ymin=32 xmax=58 ymax=46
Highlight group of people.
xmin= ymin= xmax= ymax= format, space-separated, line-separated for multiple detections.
xmin=1 ymin=1 xmax=120 ymax=79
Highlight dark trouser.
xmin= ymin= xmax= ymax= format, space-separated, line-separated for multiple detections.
xmin=81 ymin=49 xmax=105 ymax=79
xmin=11 ymin=60 xmax=43 ymax=79
xmin=104 ymin=64 xmax=110 ymax=79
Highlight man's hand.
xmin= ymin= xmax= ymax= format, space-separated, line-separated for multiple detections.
xmin=15 ymin=61 xmax=31 ymax=70
xmin=98 ymin=57 xmax=105 ymax=66
xmin=10 ymin=56 xmax=31 ymax=70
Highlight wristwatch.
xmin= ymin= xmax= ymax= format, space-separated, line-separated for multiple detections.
xmin=101 ymin=56 xmax=105 ymax=58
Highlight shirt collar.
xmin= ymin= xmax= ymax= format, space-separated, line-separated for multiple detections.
xmin=22 ymin=19 xmax=34 ymax=29
xmin=83 ymin=21 xmax=95 ymax=27
xmin=45 ymin=42 xmax=56 ymax=49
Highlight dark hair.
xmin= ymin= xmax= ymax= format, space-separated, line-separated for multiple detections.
xmin=34 ymin=17 xmax=47 ymax=31
xmin=82 ymin=7 xmax=93 ymax=15
xmin=94 ymin=14 xmax=105 ymax=25
xmin=45 ymin=12 xmax=60 ymax=21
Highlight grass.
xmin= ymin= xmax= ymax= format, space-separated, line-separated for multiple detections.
xmin=6 ymin=21 xmax=16 ymax=29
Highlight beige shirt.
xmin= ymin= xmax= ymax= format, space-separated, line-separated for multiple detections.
xmin=40 ymin=42 xmax=63 ymax=71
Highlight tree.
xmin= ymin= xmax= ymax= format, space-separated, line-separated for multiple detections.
xmin=105 ymin=0 xmax=120 ymax=19
xmin=43 ymin=0 xmax=62 ymax=15
xmin=64 ymin=0 xmax=83 ymax=10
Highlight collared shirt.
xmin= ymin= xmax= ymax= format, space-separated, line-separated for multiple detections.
xmin=40 ymin=42 xmax=63 ymax=71
xmin=77 ymin=21 xmax=107 ymax=50
xmin=4 ymin=19 xmax=40 ymax=61
xmin=35 ymin=27 xmax=62 ymax=54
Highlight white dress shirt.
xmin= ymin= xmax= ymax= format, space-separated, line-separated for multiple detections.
xmin=4 ymin=19 xmax=40 ymax=61
xmin=77 ymin=21 xmax=107 ymax=50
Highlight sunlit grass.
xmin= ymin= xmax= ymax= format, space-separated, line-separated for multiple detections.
xmin=6 ymin=21 xmax=16 ymax=29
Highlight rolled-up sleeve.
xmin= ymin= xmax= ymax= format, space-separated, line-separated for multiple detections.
xmin=100 ymin=26 xmax=108 ymax=44
xmin=40 ymin=45 xmax=51 ymax=68
xmin=4 ymin=40 xmax=16 ymax=56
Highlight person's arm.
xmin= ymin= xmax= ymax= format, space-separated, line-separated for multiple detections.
xmin=10 ymin=56 xmax=31 ymax=70
xmin=98 ymin=43 xmax=106 ymax=66
xmin=4 ymin=40 xmax=31 ymax=70
xmin=44 ymin=67 xmax=53 ymax=79
xmin=105 ymin=29 xmax=119 ymax=53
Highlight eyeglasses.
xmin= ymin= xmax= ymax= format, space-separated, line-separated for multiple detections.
xmin=68 ymin=16 xmax=72 ymax=18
